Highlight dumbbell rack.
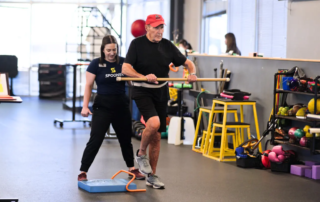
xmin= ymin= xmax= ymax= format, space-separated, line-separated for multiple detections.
xmin=271 ymin=72 xmax=320 ymax=155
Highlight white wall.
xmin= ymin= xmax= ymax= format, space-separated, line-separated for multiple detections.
xmin=228 ymin=0 xmax=256 ymax=56
xmin=183 ymin=0 xmax=202 ymax=51
xmin=286 ymin=0 xmax=320 ymax=59
xmin=258 ymin=0 xmax=287 ymax=58
xmin=204 ymin=0 xmax=227 ymax=14
xmin=182 ymin=0 xmax=287 ymax=57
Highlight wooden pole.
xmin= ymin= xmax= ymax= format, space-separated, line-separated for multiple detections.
xmin=116 ymin=77 xmax=230 ymax=82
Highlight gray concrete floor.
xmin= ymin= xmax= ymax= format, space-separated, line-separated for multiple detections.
xmin=1 ymin=97 xmax=320 ymax=202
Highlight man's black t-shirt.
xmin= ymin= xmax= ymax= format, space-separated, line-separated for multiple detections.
xmin=124 ymin=35 xmax=187 ymax=101
xmin=87 ymin=57 xmax=126 ymax=95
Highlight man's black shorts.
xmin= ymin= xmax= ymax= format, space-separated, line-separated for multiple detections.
xmin=132 ymin=86 xmax=168 ymax=133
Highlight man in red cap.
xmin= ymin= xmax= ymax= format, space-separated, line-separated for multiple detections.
xmin=122 ymin=14 xmax=197 ymax=189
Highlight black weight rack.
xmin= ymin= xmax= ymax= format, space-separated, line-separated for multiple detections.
xmin=271 ymin=72 xmax=320 ymax=155
xmin=54 ymin=64 xmax=91 ymax=128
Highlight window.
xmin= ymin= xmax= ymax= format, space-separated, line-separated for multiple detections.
xmin=0 ymin=1 xmax=126 ymax=70
xmin=31 ymin=4 xmax=78 ymax=66
xmin=227 ymin=0 xmax=256 ymax=57
xmin=0 ymin=4 xmax=31 ymax=70
xmin=203 ymin=12 xmax=227 ymax=55
xmin=201 ymin=0 xmax=228 ymax=54
xmin=257 ymin=0 xmax=287 ymax=58
xmin=203 ymin=0 xmax=287 ymax=57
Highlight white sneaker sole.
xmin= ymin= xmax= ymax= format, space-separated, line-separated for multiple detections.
xmin=135 ymin=156 xmax=152 ymax=175
xmin=146 ymin=181 xmax=165 ymax=189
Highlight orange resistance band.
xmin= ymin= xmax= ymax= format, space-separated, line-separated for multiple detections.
xmin=169 ymin=63 xmax=179 ymax=72
xmin=111 ymin=170 xmax=146 ymax=192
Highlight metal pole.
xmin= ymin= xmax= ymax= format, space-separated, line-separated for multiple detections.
xmin=272 ymin=73 xmax=278 ymax=145
xmin=313 ymin=76 xmax=319 ymax=154
xmin=80 ymin=8 xmax=83 ymax=61
xmin=117 ymin=77 xmax=230 ymax=82
xmin=72 ymin=65 xmax=77 ymax=121
xmin=178 ymin=89 xmax=184 ymax=141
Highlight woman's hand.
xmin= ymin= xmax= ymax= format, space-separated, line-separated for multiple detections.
xmin=81 ymin=107 xmax=92 ymax=117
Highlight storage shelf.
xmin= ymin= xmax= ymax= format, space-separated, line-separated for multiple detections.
xmin=275 ymin=115 xmax=320 ymax=123
xmin=276 ymin=89 xmax=320 ymax=96
xmin=273 ymin=74 xmax=320 ymax=155
xmin=274 ymin=140 xmax=320 ymax=153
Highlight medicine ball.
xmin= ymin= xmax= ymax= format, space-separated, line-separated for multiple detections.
xmin=294 ymin=128 xmax=305 ymax=139
xmin=289 ymin=78 xmax=299 ymax=91
xmin=308 ymin=98 xmax=320 ymax=114
xmin=288 ymin=127 xmax=299 ymax=139
xmin=261 ymin=150 xmax=271 ymax=169
xmin=299 ymin=136 xmax=308 ymax=147
xmin=292 ymin=104 xmax=302 ymax=116
xmin=298 ymin=79 xmax=309 ymax=92
xmin=131 ymin=20 xmax=146 ymax=37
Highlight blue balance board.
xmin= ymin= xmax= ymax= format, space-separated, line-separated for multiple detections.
xmin=78 ymin=179 xmax=137 ymax=193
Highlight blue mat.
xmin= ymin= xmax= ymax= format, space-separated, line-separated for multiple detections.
xmin=78 ymin=179 xmax=137 ymax=193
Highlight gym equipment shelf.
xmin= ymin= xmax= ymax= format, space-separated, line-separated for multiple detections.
xmin=272 ymin=72 xmax=320 ymax=155
xmin=276 ymin=89 xmax=320 ymax=96
xmin=65 ymin=6 xmax=123 ymax=62
xmin=275 ymin=115 xmax=319 ymax=123
xmin=274 ymin=140 xmax=320 ymax=153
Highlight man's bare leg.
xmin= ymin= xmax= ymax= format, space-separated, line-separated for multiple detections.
xmin=149 ymin=132 xmax=161 ymax=174
xmin=138 ymin=116 xmax=160 ymax=156
xmin=146 ymin=131 xmax=165 ymax=189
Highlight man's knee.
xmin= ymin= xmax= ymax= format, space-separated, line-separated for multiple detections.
xmin=147 ymin=116 xmax=160 ymax=132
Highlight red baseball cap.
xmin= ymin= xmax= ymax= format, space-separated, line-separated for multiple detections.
xmin=146 ymin=14 xmax=165 ymax=27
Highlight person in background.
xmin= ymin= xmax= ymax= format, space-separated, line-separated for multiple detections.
xmin=225 ymin=33 xmax=241 ymax=56
xmin=178 ymin=39 xmax=193 ymax=52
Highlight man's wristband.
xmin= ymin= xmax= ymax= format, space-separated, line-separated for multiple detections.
xmin=190 ymin=73 xmax=197 ymax=76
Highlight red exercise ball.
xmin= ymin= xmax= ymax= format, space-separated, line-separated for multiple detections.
xmin=261 ymin=150 xmax=271 ymax=169
xmin=131 ymin=20 xmax=146 ymax=38
xmin=300 ymin=136 xmax=308 ymax=147
xmin=288 ymin=127 xmax=299 ymax=140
